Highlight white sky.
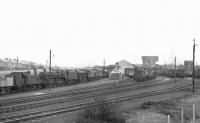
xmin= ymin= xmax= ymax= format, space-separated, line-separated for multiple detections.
xmin=1 ymin=0 xmax=200 ymax=67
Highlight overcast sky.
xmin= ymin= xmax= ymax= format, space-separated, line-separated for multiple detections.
xmin=1 ymin=0 xmax=200 ymax=67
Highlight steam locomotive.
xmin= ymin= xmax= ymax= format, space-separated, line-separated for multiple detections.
xmin=0 ymin=69 xmax=109 ymax=95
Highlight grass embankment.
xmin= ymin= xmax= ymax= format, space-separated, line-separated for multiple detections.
xmin=139 ymin=92 xmax=200 ymax=123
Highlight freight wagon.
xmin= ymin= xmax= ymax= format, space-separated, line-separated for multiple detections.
xmin=124 ymin=68 xmax=134 ymax=78
xmin=133 ymin=67 xmax=156 ymax=82
xmin=0 ymin=74 xmax=13 ymax=94
xmin=133 ymin=68 xmax=146 ymax=81
xmin=157 ymin=68 xmax=185 ymax=78
xmin=0 ymin=71 xmax=44 ymax=94
xmin=109 ymin=67 xmax=156 ymax=82
xmin=87 ymin=69 xmax=97 ymax=81
xmin=109 ymin=72 xmax=123 ymax=80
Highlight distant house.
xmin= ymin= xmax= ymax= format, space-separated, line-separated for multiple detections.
xmin=0 ymin=57 xmax=45 ymax=70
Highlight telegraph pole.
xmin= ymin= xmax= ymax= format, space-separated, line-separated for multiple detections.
xmin=116 ymin=62 xmax=119 ymax=87
xmin=103 ymin=59 xmax=105 ymax=70
xmin=116 ymin=62 xmax=119 ymax=80
xmin=49 ymin=49 xmax=52 ymax=92
xmin=193 ymin=39 xmax=195 ymax=93
xmin=174 ymin=57 xmax=176 ymax=82
xmin=16 ymin=56 xmax=19 ymax=71
xmin=49 ymin=49 xmax=52 ymax=75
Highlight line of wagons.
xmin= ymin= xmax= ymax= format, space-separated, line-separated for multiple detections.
xmin=109 ymin=67 xmax=156 ymax=82
xmin=0 ymin=69 xmax=109 ymax=94
xmin=156 ymin=68 xmax=200 ymax=78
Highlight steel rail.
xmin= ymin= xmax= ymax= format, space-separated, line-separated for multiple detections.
xmin=0 ymin=77 xmax=165 ymax=107
xmin=0 ymin=79 xmax=132 ymax=105
xmin=0 ymin=82 xmax=193 ymax=123
xmin=0 ymin=77 xmax=171 ymax=113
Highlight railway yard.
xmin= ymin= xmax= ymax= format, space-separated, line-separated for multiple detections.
xmin=0 ymin=75 xmax=200 ymax=123
xmin=1 ymin=62 xmax=200 ymax=123
xmin=2 ymin=0 xmax=200 ymax=122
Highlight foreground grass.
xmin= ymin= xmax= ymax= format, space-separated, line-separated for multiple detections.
xmin=140 ymin=93 xmax=200 ymax=123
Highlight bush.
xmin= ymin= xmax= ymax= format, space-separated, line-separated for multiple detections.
xmin=76 ymin=97 xmax=125 ymax=123
xmin=141 ymin=101 xmax=155 ymax=109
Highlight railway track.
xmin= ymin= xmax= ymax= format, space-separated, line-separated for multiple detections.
xmin=0 ymin=79 xmax=131 ymax=104
xmin=0 ymin=80 xmax=194 ymax=123
xmin=0 ymin=77 xmax=170 ymax=113
xmin=0 ymin=77 xmax=166 ymax=108
xmin=0 ymin=79 xmax=130 ymax=106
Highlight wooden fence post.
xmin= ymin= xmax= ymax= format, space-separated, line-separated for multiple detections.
xmin=181 ymin=108 xmax=184 ymax=123
xmin=193 ymin=104 xmax=195 ymax=123
xmin=168 ymin=115 xmax=170 ymax=123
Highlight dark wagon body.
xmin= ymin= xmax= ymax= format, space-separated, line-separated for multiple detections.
xmin=0 ymin=69 xmax=109 ymax=95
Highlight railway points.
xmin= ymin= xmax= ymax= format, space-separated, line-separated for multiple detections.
xmin=0 ymin=77 xmax=196 ymax=123
xmin=1 ymin=2 xmax=200 ymax=121
xmin=0 ymin=78 xmax=113 ymax=100
xmin=1 ymin=59 xmax=200 ymax=123
xmin=0 ymin=78 xmax=189 ymax=112
xmin=0 ymin=76 xmax=171 ymax=106
xmin=0 ymin=77 xmax=171 ymax=115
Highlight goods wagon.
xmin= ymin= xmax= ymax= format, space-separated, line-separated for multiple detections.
xmin=77 ymin=70 xmax=88 ymax=83
xmin=0 ymin=75 xmax=13 ymax=87
xmin=156 ymin=69 xmax=165 ymax=76
xmin=125 ymin=68 xmax=134 ymax=78
xmin=184 ymin=70 xmax=192 ymax=77
xmin=26 ymin=75 xmax=42 ymax=87
xmin=39 ymin=71 xmax=48 ymax=83
xmin=0 ymin=70 xmax=47 ymax=94
xmin=0 ymin=75 xmax=14 ymax=94
xmin=176 ymin=69 xmax=185 ymax=78
xmin=0 ymin=72 xmax=27 ymax=93
xmin=134 ymin=68 xmax=146 ymax=81
xmin=48 ymin=71 xmax=66 ymax=87
xmin=96 ymin=70 xmax=103 ymax=78
xmin=102 ymin=70 xmax=109 ymax=78
xmin=11 ymin=72 xmax=26 ymax=87
xmin=109 ymin=72 xmax=123 ymax=80
xmin=67 ymin=70 xmax=79 ymax=84
xmin=156 ymin=68 xmax=200 ymax=78
xmin=168 ymin=69 xmax=176 ymax=78
xmin=133 ymin=67 xmax=156 ymax=82
xmin=108 ymin=67 xmax=156 ymax=82
xmin=146 ymin=69 xmax=156 ymax=79
xmin=194 ymin=68 xmax=200 ymax=78
xmin=161 ymin=69 xmax=185 ymax=78
xmin=184 ymin=68 xmax=200 ymax=78
xmin=87 ymin=70 xmax=97 ymax=81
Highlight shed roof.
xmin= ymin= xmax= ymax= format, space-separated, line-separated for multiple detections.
xmin=116 ymin=60 xmax=133 ymax=68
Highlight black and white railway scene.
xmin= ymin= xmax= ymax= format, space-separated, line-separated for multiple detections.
xmin=1 ymin=0 xmax=200 ymax=123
